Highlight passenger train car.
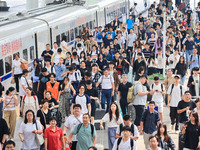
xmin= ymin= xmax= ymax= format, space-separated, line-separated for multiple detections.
xmin=0 ymin=0 xmax=144 ymax=89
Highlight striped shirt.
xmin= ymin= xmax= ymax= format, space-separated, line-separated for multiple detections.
xmin=4 ymin=95 xmax=17 ymax=111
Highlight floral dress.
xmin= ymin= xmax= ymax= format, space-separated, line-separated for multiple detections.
xmin=58 ymin=85 xmax=71 ymax=118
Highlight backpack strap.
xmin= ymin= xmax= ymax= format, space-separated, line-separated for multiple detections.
xmin=170 ymin=84 xmax=174 ymax=95
xmin=130 ymin=139 xmax=134 ymax=150
xmin=51 ymin=65 xmax=54 ymax=73
xmin=151 ymin=84 xmax=154 ymax=90
xmin=90 ymin=124 xmax=94 ymax=136
xmin=131 ymin=124 xmax=134 ymax=136
xmin=117 ymin=137 xmax=122 ymax=150
xmin=75 ymin=72 xmax=78 ymax=81
xmin=76 ymin=123 xmax=83 ymax=134
xmin=180 ymin=85 xmax=183 ymax=96
xmin=161 ymin=84 xmax=163 ymax=91
xmin=33 ymin=95 xmax=36 ymax=101
xmin=119 ymin=123 xmax=123 ymax=136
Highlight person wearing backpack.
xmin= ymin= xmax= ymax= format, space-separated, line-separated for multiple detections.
xmin=150 ymin=76 xmax=166 ymax=122
xmin=21 ymin=87 xmax=39 ymax=117
xmin=71 ymin=84 xmax=91 ymax=115
xmin=167 ymin=75 xmax=186 ymax=133
xmin=112 ymin=126 xmax=137 ymax=150
xmin=188 ymin=48 xmax=200 ymax=71
xmin=69 ymin=113 xmax=97 ymax=150
xmin=133 ymin=75 xmax=149 ymax=127
xmin=140 ymin=101 xmax=161 ymax=150
xmin=116 ymin=115 xmax=139 ymax=140
xmin=95 ymin=26 xmax=104 ymax=49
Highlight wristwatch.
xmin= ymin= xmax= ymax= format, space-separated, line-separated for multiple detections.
xmin=64 ymin=133 xmax=66 ymax=136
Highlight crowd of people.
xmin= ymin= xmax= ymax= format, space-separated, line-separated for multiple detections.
xmin=2 ymin=0 xmax=200 ymax=150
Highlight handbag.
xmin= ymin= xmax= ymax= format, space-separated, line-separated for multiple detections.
xmin=11 ymin=77 xmax=15 ymax=84
xmin=35 ymin=122 xmax=44 ymax=145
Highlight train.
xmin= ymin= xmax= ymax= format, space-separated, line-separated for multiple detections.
xmin=0 ymin=0 xmax=147 ymax=89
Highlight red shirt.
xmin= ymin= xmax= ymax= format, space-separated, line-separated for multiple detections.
xmin=44 ymin=126 xmax=64 ymax=150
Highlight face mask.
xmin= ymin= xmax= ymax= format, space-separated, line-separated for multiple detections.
xmin=11 ymin=92 xmax=15 ymax=95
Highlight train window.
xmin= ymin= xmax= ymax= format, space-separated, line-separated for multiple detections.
xmin=75 ymin=27 xmax=78 ymax=38
xmin=86 ymin=22 xmax=89 ymax=28
xmin=89 ymin=21 xmax=93 ymax=30
xmin=61 ymin=32 xmax=65 ymax=39
xmin=70 ymin=29 xmax=74 ymax=41
xmin=23 ymin=49 xmax=28 ymax=61
xmin=5 ymin=55 xmax=12 ymax=73
xmin=0 ymin=59 xmax=4 ymax=76
xmin=66 ymin=31 xmax=70 ymax=42
xmin=79 ymin=25 xmax=82 ymax=35
xmin=56 ymin=35 xmax=61 ymax=45
xmin=30 ymin=46 xmax=34 ymax=61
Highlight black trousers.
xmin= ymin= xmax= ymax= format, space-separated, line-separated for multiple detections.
xmin=170 ymin=106 xmax=179 ymax=130
xmin=71 ymin=141 xmax=77 ymax=150
xmin=120 ymin=100 xmax=127 ymax=116
xmin=14 ymin=73 xmax=22 ymax=92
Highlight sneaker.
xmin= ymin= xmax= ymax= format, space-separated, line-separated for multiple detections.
xmin=171 ymin=124 xmax=174 ymax=130
xmin=175 ymin=130 xmax=179 ymax=134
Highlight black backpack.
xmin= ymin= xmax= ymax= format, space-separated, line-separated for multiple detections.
xmin=117 ymin=137 xmax=134 ymax=150
xmin=119 ymin=123 xmax=135 ymax=136
xmin=151 ymin=83 xmax=164 ymax=91
xmin=170 ymin=84 xmax=182 ymax=96
xmin=76 ymin=123 xmax=94 ymax=136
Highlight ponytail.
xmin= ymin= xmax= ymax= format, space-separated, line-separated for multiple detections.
xmin=6 ymin=87 xmax=15 ymax=95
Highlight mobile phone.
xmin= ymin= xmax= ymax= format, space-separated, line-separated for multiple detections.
xmin=156 ymin=90 xmax=158 ymax=92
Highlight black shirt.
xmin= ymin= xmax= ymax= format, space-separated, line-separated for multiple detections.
xmin=86 ymin=60 xmax=92 ymax=72
xmin=0 ymin=83 xmax=4 ymax=97
xmin=0 ymin=118 xmax=9 ymax=143
xmin=118 ymin=82 xmax=132 ymax=104
xmin=175 ymin=62 xmax=187 ymax=77
xmin=37 ymin=109 xmax=51 ymax=130
xmin=184 ymin=121 xmax=200 ymax=149
xmin=85 ymin=88 xmax=98 ymax=101
xmin=41 ymin=50 xmax=53 ymax=61
xmin=48 ymin=98 xmax=58 ymax=108
xmin=177 ymin=100 xmax=196 ymax=123
xmin=39 ymin=74 xmax=50 ymax=93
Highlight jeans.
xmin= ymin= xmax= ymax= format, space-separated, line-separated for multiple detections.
xmin=101 ymin=89 xmax=112 ymax=112
xmin=108 ymin=127 xmax=117 ymax=150
xmin=120 ymin=100 xmax=127 ymax=116
xmin=186 ymin=50 xmax=193 ymax=68
xmin=181 ymin=75 xmax=186 ymax=85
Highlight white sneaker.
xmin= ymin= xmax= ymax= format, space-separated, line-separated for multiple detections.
xmin=171 ymin=124 xmax=174 ymax=130
xmin=175 ymin=130 xmax=179 ymax=134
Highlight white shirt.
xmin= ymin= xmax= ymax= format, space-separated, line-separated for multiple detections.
xmin=64 ymin=115 xmax=83 ymax=141
xmin=73 ymin=95 xmax=90 ymax=114
xmin=156 ymin=54 xmax=164 ymax=69
xmin=150 ymin=83 xmax=165 ymax=103
xmin=12 ymin=59 xmax=25 ymax=75
xmin=147 ymin=58 xmax=158 ymax=68
xmin=60 ymin=41 xmax=68 ymax=50
xmin=167 ymin=84 xmax=186 ymax=107
xmin=98 ymin=75 xmax=114 ymax=90
xmin=45 ymin=65 xmax=55 ymax=74
xmin=168 ymin=54 xmax=180 ymax=69
xmin=77 ymin=48 xmax=85 ymax=57
xmin=116 ymin=123 xmax=139 ymax=138
xmin=19 ymin=76 xmax=28 ymax=96
xmin=102 ymin=113 xmax=123 ymax=128
xmin=19 ymin=120 xmax=42 ymax=149
xmin=193 ymin=75 xmax=200 ymax=98
xmin=54 ymin=53 xmax=61 ymax=65
xmin=112 ymin=138 xmax=137 ymax=150
xmin=52 ymin=48 xmax=58 ymax=53
xmin=127 ymin=33 xmax=137 ymax=47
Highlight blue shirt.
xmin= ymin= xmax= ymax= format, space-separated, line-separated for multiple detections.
xmin=126 ymin=19 xmax=134 ymax=29
xmin=141 ymin=110 xmax=160 ymax=134
xmin=189 ymin=54 xmax=200 ymax=70
xmin=194 ymin=37 xmax=200 ymax=44
xmin=106 ymin=31 xmax=116 ymax=40
xmin=185 ymin=40 xmax=195 ymax=50
xmin=55 ymin=64 xmax=65 ymax=81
